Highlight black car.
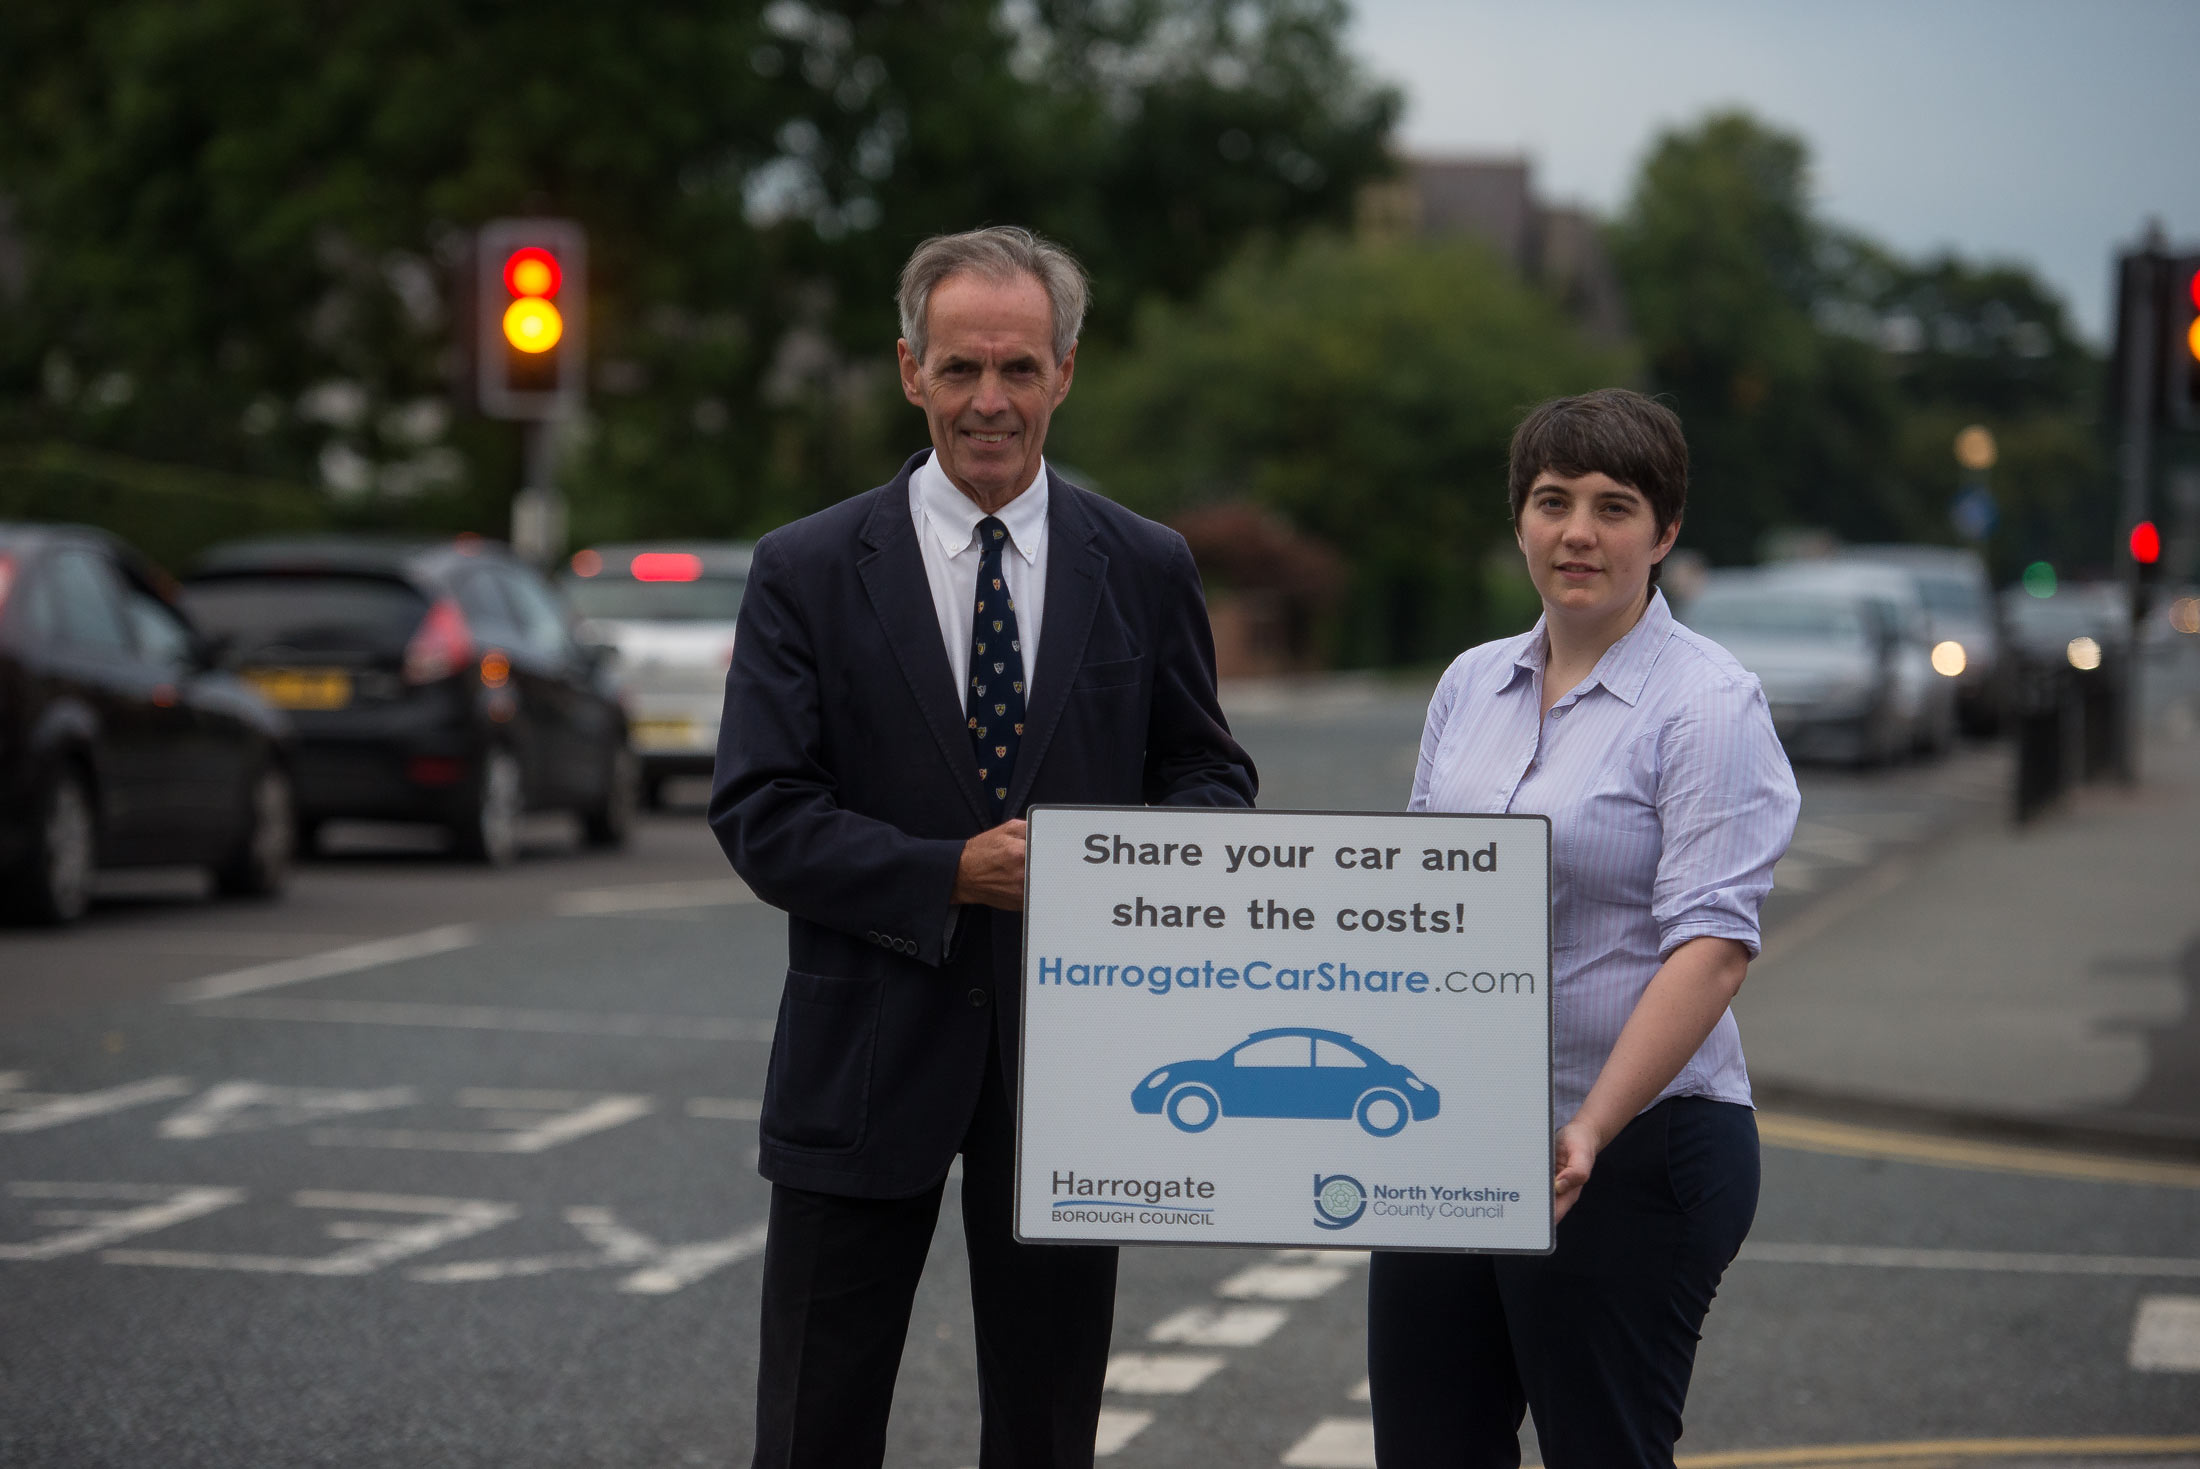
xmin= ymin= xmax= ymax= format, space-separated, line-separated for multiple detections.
xmin=182 ymin=536 xmax=634 ymax=864
xmin=0 ymin=524 xmax=294 ymax=924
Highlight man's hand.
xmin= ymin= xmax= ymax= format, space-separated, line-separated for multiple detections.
xmin=954 ymin=819 xmax=1028 ymax=910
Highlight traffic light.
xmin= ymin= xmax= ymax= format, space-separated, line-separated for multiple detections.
xmin=476 ymin=219 xmax=586 ymax=420
xmin=2172 ymin=255 xmax=2200 ymax=431
xmin=2131 ymin=517 xmax=2163 ymax=622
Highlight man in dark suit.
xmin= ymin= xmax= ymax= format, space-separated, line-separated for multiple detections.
xmin=711 ymin=226 xmax=1256 ymax=1468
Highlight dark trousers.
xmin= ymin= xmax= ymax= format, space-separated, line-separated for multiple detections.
xmin=1367 ymin=1096 xmax=1759 ymax=1469
xmin=749 ymin=1035 xmax=1119 ymax=1469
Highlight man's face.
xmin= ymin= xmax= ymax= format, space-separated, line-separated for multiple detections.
xmin=898 ymin=270 xmax=1074 ymax=511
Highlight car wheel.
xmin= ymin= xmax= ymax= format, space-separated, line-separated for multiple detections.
xmin=1355 ymin=1088 xmax=1410 ymax=1138
xmin=213 ymin=764 xmax=294 ymax=898
xmin=641 ymin=774 xmax=666 ymax=812
xmin=453 ymin=747 xmax=522 ymax=866
xmin=1163 ymin=1083 xmax=1220 ymax=1134
xmin=582 ymin=745 xmax=638 ymax=849
xmin=293 ymin=817 xmax=324 ymax=859
xmin=7 ymin=763 xmax=96 ymax=926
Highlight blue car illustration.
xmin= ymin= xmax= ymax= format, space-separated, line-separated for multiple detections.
xmin=1131 ymin=1027 xmax=1440 ymax=1137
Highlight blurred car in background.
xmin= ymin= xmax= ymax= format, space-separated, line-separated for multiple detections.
xmin=182 ymin=537 xmax=632 ymax=865
xmin=2000 ymin=581 xmax=2130 ymax=671
xmin=559 ymin=542 xmax=750 ymax=808
xmin=1757 ymin=559 xmax=1958 ymax=756
xmin=1833 ymin=544 xmax=2006 ymax=734
xmin=1681 ymin=570 xmax=1936 ymax=766
xmin=0 ymin=524 xmax=293 ymax=924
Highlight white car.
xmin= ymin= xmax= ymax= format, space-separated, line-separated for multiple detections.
xmin=559 ymin=541 xmax=751 ymax=807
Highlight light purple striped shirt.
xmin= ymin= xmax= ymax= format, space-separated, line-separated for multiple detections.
xmin=1410 ymin=591 xmax=1800 ymax=1124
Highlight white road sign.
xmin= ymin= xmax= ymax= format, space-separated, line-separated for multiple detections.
xmin=1016 ymin=806 xmax=1553 ymax=1253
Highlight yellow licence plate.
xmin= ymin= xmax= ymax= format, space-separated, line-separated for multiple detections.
xmin=630 ymin=718 xmax=700 ymax=751
xmin=244 ymin=667 xmax=353 ymax=711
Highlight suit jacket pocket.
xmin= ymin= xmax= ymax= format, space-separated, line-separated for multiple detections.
xmin=1072 ymin=654 xmax=1146 ymax=691
xmin=761 ymin=969 xmax=883 ymax=1152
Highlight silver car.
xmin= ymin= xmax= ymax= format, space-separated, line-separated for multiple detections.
xmin=1756 ymin=560 xmax=1959 ymax=757
xmin=1680 ymin=571 xmax=1942 ymax=766
xmin=559 ymin=541 xmax=751 ymax=807
xmin=1834 ymin=545 xmax=2005 ymax=734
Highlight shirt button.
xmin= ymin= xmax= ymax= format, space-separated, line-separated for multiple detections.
xmin=968 ymin=988 xmax=988 ymax=1008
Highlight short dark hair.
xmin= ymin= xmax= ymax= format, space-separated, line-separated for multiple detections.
xmin=1507 ymin=389 xmax=1688 ymax=587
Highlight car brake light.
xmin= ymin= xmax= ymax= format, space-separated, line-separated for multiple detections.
xmin=0 ymin=554 xmax=14 ymax=617
xmin=407 ymin=755 xmax=466 ymax=786
xmin=403 ymin=597 xmax=476 ymax=684
xmin=631 ymin=552 xmax=702 ymax=582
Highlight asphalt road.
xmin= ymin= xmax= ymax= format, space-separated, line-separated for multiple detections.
xmin=4 ymin=691 xmax=2197 ymax=1467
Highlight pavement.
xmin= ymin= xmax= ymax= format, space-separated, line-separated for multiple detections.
xmin=1742 ymin=722 xmax=2200 ymax=1152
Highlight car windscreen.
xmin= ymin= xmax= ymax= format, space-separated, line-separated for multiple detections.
xmin=182 ymin=574 xmax=428 ymax=657
xmin=1915 ymin=575 xmax=1985 ymax=619
xmin=1685 ymin=593 xmax=1871 ymax=648
xmin=560 ymin=573 xmax=746 ymax=622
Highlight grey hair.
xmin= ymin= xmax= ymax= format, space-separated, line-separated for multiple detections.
xmin=897 ymin=226 xmax=1089 ymax=366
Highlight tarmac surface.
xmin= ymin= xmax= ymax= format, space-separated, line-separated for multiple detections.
xmin=2 ymin=654 xmax=2196 ymax=1466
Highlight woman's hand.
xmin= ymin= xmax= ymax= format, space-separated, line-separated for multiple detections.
xmin=1552 ymin=1118 xmax=1605 ymax=1224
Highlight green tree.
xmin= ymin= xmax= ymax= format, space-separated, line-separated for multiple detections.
xmin=1055 ymin=234 xmax=1631 ymax=665
xmin=0 ymin=0 xmax=1396 ymax=555
xmin=1611 ymin=109 xmax=2108 ymax=576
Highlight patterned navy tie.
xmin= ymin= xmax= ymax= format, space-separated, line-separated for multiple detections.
xmin=965 ymin=516 xmax=1027 ymax=822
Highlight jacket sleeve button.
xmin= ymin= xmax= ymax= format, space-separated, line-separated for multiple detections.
xmin=968 ymin=988 xmax=988 ymax=1008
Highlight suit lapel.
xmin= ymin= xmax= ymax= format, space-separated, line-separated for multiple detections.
xmin=857 ymin=461 xmax=992 ymax=828
xmin=1006 ymin=474 xmax=1105 ymax=816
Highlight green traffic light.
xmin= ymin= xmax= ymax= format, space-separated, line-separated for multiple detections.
xmin=2022 ymin=562 xmax=2057 ymax=598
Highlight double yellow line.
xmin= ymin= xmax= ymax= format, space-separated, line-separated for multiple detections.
xmin=1675 ymin=1437 xmax=2200 ymax=1466
xmin=1757 ymin=1112 xmax=2200 ymax=1190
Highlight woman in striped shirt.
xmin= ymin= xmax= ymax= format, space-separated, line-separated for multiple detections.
xmin=1367 ymin=390 xmax=1800 ymax=1467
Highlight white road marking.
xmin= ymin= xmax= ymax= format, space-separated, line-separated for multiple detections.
xmin=1786 ymin=821 xmax=1876 ymax=864
xmin=1217 ymin=1262 xmax=1353 ymax=1300
xmin=1273 ymin=1249 xmax=1369 ymax=1267
xmin=168 ymin=924 xmax=479 ymax=1002
xmin=554 ymin=879 xmax=759 ymax=916
xmin=104 ymin=1190 xmax=515 ymax=1276
xmin=1147 ymin=1304 xmax=1290 ymax=1347
xmin=0 ymin=1075 xmax=195 ymax=1134
xmin=0 ymin=1182 xmax=245 ymax=1260
xmin=1347 ymin=1378 xmax=1370 ymax=1402
xmin=191 ymin=997 xmax=775 ymax=1042
xmin=1104 ymin=1352 xmax=1227 ymax=1394
xmin=311 ymin=1091 xmax=652 ymax=1154
xmin=407 ymin=1207 xmax=767 ymax=1294
xmin=619 ymin=1221 xmax=771 ymax=1295
xmin=1279 ymin=1417 xmax=1375 ymax=1467
xmin=686 ymin=1097 xmax=763 ymax=1120
xmin=158 ymin=1081 xmax=418 ymax=1139
xmin=1740 ymin=1241 xmax=2200 ymax=1278
xmin=2130 ymin=1295 xmax=2200 ymax=1371
xmin=1093 ymin=1408 xmax=1153 ymax=1457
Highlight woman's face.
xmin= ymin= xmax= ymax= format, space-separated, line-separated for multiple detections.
xmin=1515 ymin=469 xmax=1679 ymax=627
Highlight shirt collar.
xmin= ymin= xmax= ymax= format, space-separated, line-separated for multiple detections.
xmin=914 ymin=451 xmax=1048 ymax=565
xmin=1492 ymin=590 xmax=1676 ymax=708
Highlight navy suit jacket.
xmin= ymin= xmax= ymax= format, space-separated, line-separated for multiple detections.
xmin=710 ymin=453 xmax=1256 ymax=1198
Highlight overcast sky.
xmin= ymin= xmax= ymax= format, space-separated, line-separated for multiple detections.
xmin=1345 ymin=0 xmax=2199 ymax=343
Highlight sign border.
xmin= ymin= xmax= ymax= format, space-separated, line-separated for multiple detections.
xmin=1012 ymin=804 xmax=1555 ymax=1255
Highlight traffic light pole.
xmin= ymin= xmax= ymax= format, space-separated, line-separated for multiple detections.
xmin=510 ymin=419 xmax=566 ymax=567
xmin=2113 ymin=243 xmax=2160 ymax=784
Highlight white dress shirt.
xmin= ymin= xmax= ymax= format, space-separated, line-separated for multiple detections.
xmin=1410 ymin=592 xmax=1799 ymax=1125
xmin=910 ymin=450 xmax=1049 ymax=707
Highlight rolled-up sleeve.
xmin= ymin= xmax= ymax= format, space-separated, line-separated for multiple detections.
xmin=1650 ymin=674 xmax=1800 ymax=959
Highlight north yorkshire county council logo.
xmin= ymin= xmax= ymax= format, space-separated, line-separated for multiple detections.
xmin=1313 ymin=1173 xmax=1367 ymax=1230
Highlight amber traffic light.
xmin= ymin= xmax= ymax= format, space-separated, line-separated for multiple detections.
xmin=476 ymin=220 xmax=585 ymax=420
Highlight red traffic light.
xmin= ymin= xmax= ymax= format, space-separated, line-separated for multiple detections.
xmin=2190 ymin=265 xmax=2200 ymax=313
xmin=2130 ymin=521 xmax=2162 ymax=565
xmin=503 ymin=246 xmax=562 ymax=299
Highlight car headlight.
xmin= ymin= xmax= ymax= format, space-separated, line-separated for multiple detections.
xmin=1931 ymin=640 xmax=1967 ymax=677
xmin=1144 ymin=1071 xmax=1169 ymax=1089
